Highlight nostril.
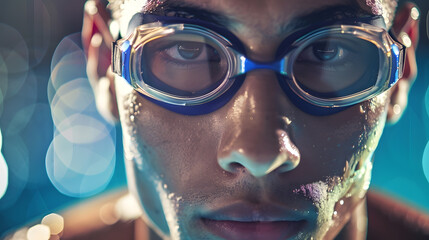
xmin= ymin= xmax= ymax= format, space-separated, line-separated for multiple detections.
xmin=219 ymin=158 xmax=243 ymax=173
xmin=229 ymin=162 xmax=243 ymax=170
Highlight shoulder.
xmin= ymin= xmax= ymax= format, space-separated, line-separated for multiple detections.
xmin=57 ymin=190 xmax=152 ymax=240
xmin=366 ymin=190 xmax=429 ymax=240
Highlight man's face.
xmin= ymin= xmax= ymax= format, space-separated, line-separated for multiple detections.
xmin=114 ymin=0 xmax=396 ymax=239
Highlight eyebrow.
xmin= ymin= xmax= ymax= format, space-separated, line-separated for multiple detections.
xmin=282 ymin=3 xmax=376 ymax=33
xmin=143 ymin=0 xmax=377 ymax=33
xmin=144 ymin=0 xmax=232 ymax=26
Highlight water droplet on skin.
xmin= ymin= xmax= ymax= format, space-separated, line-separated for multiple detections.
xmin=134 ymin=105 xmax=139 ymax=111
xmin=359 ymin=105 xmax=365 ymax=114
xmin=130 ymin=115 xmax=135 ymax=122
xmin=168 ymin=193 xmax=175 ymax=199
xmin=163 ymin=184 xmax=168 ymax=189
xmin=339 ymin=200 xmax=344 ymax=205
xmin=333 ymin=211 xmax=338 ymax=217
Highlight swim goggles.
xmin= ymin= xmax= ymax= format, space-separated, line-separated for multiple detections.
xmin=112 ymin=15 xmax=405 ymax=115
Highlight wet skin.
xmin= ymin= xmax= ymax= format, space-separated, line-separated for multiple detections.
xmin=114 ymin=0 xmax=397 ymax=239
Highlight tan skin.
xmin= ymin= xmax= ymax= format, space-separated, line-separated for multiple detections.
xmin=84 ymin=0 xmax=419 ymax=239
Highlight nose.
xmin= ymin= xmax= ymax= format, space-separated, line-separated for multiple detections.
xmin=217 ymin=70 xmax=300 ymax=178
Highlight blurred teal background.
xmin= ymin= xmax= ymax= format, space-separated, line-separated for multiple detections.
xmin=0 ymin=0 xmax=428 ymax=238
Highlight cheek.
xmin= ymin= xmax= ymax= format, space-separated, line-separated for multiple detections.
xmin=291 ymin=93 xmax=389 ymax=237
xmin=291 ymin=92 xmax=389 ymax=179
xmin=118 ymin=92 xmax=226 ymax=231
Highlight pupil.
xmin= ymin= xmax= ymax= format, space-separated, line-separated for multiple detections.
xmin=177 ymin=42 xmax=203 ymax=59
xmin=312 ymin=42 xmax=338 ymax=61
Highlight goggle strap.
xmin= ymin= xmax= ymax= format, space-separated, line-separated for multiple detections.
xmin=389 ymin=44 xmax=406 ymax=87
xmin=112 ymin=41 xmax=122 ymax=77
xmin=112 ymin=40 xmax=132 ymax=85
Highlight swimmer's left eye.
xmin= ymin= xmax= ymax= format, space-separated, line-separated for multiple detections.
xmin=140 ymin=33 xmax=228 ymax=95
xmin=296 ymin=39 xmax=354 ymax=65
xmin=292 ymin=36 xmax=379 ymax=97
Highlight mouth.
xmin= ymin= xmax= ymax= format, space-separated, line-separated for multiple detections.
xmin=200 ymin=203 xmax=308 ymax=240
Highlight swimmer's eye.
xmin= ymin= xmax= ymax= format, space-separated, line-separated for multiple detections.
xmin=292 ymin=35 xmax=380 ymax=97
xmin=141 ymin=33 xmax=228 ymax=95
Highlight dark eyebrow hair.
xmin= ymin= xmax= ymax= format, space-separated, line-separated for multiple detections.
xmin=144 ymin=0 xmax=232 ymax=27
xmin=283 ymin=4 xmax=376 ymax=33
xmin=143 ymin=0 xmax=377 ymax=33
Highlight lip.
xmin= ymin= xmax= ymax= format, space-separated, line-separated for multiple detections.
xmin=200 ymin=202 xmax=308 ymax=240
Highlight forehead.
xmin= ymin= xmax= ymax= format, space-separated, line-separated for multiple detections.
xmin=155 ymin=0 xmax=355 ymax=30
xmin=110 ymin=0 xmax=397 ymax=36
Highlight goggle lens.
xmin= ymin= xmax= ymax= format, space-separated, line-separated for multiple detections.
xmin=292 ymin=34 xmax=380 ymax=99
xmin=112 ymin=20 xmax=404 ymax=114
xmin=141 ymin=32 xmax=228 ymax=97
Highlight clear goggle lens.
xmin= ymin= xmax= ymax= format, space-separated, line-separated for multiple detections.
xmin=113 ymin=23 xmax=402 ymax=109
xmin=139 ymin=29 xmax=382 ymax=100
xmin=292 ymin=33 xmax=380 ymax=99
xmin=141 ymin=32 xmax=228 ymax=97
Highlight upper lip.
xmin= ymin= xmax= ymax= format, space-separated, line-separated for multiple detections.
xmin=200 ymin=202 xmax=311 ymax=222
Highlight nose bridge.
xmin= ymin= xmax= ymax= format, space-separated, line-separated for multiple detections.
xmin=231 ymin=52 xmax=288 ymax=77
xmin=217 ymin=70 xmax=300 ymax=177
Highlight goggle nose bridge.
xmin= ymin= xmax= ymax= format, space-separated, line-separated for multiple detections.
xmin=228 ymin=48 xmax=290 ymax=78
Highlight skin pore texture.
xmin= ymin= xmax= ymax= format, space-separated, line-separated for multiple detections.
xmin=106 ymin=0 xmax=404 ymax=239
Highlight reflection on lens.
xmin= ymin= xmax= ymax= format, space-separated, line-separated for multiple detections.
xmin=293 ymin=34 xmax=379 ymax=99
xmin=141 ymin=32 xmax=228 ymax=97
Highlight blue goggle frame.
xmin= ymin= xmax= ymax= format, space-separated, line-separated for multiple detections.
xmin=112 ymin=15 xmax=405 ymax=115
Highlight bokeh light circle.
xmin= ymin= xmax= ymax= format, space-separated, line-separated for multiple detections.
xmin=0 ymin=129 xmax=7 ymax=200
xmin=52 ymin=129 xmax=115 ymax=175
xmin=2 ymin=70 xmax=38 ymax=136
xmin=0 ymin=54 xmax=8 ymax=107
xmin=28 ymin=0 xmax=51 ymax=67
xmin=50 ymin=51 xmax=87 ymax=93
xmin=49 ymin=33 xmax=86 ymax=100
xmin=46 ymin=32 xmax=117 ymax=199
xmin=425 ymin=63 xmax=429 ymax=118
xmin=41 ymin=213 xmax=64 ymax=235
xmin=45 ymin=135 xmax=115 ymax=198
xmin=423 ymin=141 xmax=429 ymax=184
xmin=0 ymin=135 xmax=29 ymax=210
xmin=50 ymin=78 xmax=96 ymax=129
xmin=56 ymin=113 xmax=111 ymax=144
xmin=0 ymin=24 xmax=29 ymax=74
xmin=0 ymin=23 xmax=30 ymax=100
xmin=27 ymin=224 xmax=50 ymax=240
